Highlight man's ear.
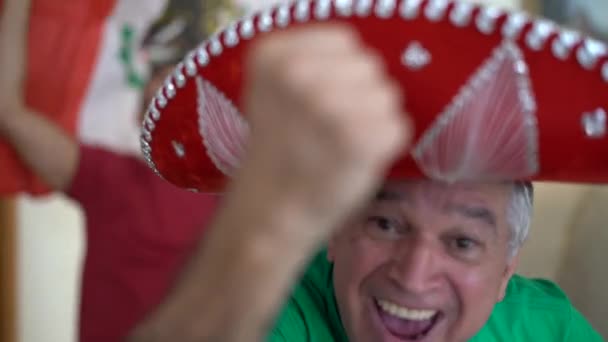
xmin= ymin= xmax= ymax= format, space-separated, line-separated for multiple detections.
xmin=497 ymin=253 xmax=520 ymax=302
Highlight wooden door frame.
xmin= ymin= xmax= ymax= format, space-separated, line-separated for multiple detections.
xmin=0 ymin=198 xmax=17 ymax=342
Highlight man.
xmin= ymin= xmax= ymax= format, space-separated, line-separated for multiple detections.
xmin=0 ymin=1 xmax=218 ymax=340
xmin=129 ymin=26 xmax=603 ymax=341
xmin=268 ymin=181 xmax=600 ymax=341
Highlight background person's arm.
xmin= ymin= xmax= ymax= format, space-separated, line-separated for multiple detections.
xmin=0 ymin=0 xmax=31 ymax=106
xmin=0 ymin=108 xmax=79 ymax=192
xmin=0 ymin=0 xmax=79 ymax=192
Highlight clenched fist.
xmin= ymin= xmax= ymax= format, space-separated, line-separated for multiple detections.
xmin=127 ymin=26 xmax=414 ymax=342
xmin=233 ymin=24 xmax=413 ymax=238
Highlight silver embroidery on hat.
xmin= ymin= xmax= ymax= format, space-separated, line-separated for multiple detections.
xmin=156 ymin=90 xmax=168 ymax=109
xmin=196 ymin=47 xmax=210 ymax=67
xmin=209 ymin=36 xmax=223 ymax=56
xmin=402 ymin=41 xmax=432 ymax=71
xmin=149 ymin=104 xmax=160 ymax=121
xmin=315 ymin=0 xmax=332 ymax=20
xmin=576 ymin=39 xmax=607 ymax=70
xmin=145 ymin=117 xmax=156 ymax=131
xmin=375 ymin=0 xmax=397 ymax=18
xmin=399 ymin=0 xmax=423 ymax=20
xmin=412 ymin=40 xmax=539 ymax=182
xmin=164 ymin=79 xmax=176 ymax=99
xmin=142 ymin=128 xmax=152 ymax=142
xmin=276 ymin=4 xmax=292 ymax=27
xmin=355 ymin=0 xmax=373 ymax=17
xmin=295 ymin=0 xmax=311 ymax=22
xmin=476 ymin=6 xmax=502 ymax=35
xmin=140 ymin=136 xmax=161 ymax=176
xmin=145 ymin=157 xmax=161 ymax=176
xmin=258 ymin=10 xmax=274 ymax=31
xmin=224 ymin=26 xmax=240 ymax=47
xmin=449 ymin=1 xmax=475 ymax=27
xmin=141 ymin=138 xmax=151 ymax=153
xmin=551 ymin=30 xmax=581 ymax=60
xmin=425 ymin=0 xmax=449 ymax=22
xmin=172 ymin=140 xmax=186 ymax=158
xmin=335 ymin=0 xmax=354 ymax=16
xmin=525 ymin=20 xmax=555 ymax=51
xmin=185 ymin=52 xmax=197 ymax=77
xmin=501 ymin=12 xmax=528 ymax=39
xmin=582 ymin=108 xmax=607 ymax=138
xmin=240 ymin=17 xmax=255 ymax=39
xmin=174 ymin=63 xmax=187 ymax=88
xmin=196 ymin=76 xmax=249 ymax=176
xmin=142 ymin=151 xmax=150 ymax=162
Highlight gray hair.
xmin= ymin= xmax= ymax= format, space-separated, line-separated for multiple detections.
xmin=506 ymin=181 xmax=534 ymax=259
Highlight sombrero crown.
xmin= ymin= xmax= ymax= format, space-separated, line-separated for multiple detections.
xmin=140 ymin=0 xmax=608 ymax=193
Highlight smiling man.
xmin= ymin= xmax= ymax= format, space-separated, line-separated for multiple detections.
xmin=332 ymin=182 xmax=518 ymax=341
xmin=270 ymin=181 xmax=601 ymax=341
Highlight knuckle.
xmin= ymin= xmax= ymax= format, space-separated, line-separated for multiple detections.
xmin=281 ymin=55 xmax=315 ymax=89
xmin=326 ymin=24 xmax=360 ymax=47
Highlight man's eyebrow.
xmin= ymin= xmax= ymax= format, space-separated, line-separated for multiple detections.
xmin=375 ymin=189 xmax=407 ymax=202
xmin=448 ymin=204 xmax=497 ymax=230
xmin=374 ymin=191 xmax=497 ymax=231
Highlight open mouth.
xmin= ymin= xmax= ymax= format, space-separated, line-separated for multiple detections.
xmin=374 ymin=298 xmax=441 ymax=341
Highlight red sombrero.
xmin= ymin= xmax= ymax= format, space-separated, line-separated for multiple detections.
xmin=140 ymin=0 xmax=608 ymax=193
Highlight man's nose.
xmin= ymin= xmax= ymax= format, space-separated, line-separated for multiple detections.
xmin=388 ymin=239 xmax=441 ymax=294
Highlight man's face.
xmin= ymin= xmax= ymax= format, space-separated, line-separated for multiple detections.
xmin=328 ymin=181 xmax=519 ymax=342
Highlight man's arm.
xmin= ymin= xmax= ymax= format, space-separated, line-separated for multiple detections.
xmin=0 ymin=0 xmax=79 ymax=192
xmin=129 ymin=178 xmax=325 ymax=341
xmin=129 ymin=26 xmax=410 ymax=342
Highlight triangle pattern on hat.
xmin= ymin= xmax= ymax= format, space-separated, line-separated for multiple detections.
xmin=196 ymin=76 xmax=249 ymax=176
xmin=412 ymin=40 xmax=540 ymax=182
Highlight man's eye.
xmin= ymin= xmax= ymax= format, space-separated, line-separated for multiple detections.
xmin=371 ymin=217 xmax=394 ymax=230
xmin=451 ymin=237 xmax=478 ymax=251
xmin=365 ymin=216 xmax=403 ymax=240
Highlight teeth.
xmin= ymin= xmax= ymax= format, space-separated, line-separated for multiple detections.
xmin=377 ymin=299 xmax=437 ymax=321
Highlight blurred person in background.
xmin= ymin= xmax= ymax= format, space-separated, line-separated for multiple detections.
xmin=0 ymin=0 xmax=221 ymax=340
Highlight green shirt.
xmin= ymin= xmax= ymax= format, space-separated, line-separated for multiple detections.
xmin=268 ymin=252 xmax=604 ymax=341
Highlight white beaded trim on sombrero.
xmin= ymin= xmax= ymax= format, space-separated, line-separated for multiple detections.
xmin=140 ymin=0 xmax=608 ymax=179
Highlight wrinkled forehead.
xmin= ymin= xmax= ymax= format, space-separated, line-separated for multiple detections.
xmin=375 ymin=180 xmax=513 ymax=216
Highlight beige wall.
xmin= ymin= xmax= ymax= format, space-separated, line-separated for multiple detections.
xmin=17 ymin=195 xmax=83 ymax=342
xmin=517 ymin=183 xmax=592 ymax=279
xmin=517 ymin=183 xmax=608 ymax=338
xmin=556 ymin=187 xmax=608 ymax=337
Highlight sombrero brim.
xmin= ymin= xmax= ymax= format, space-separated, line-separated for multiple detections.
xmin=140 ymin=0 xmax=608 ymax=193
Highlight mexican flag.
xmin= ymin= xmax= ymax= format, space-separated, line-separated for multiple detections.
xmin=0 ymin=0 xmax=167 ymax=195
